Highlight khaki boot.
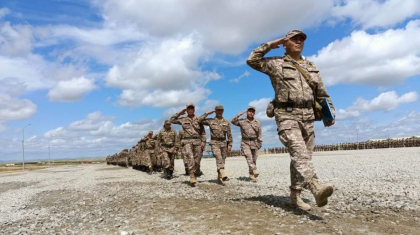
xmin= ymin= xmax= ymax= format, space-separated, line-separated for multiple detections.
xmin=308 ymin=178 xmax=333 ymax=207
xmin=148 ymin=166 xmax=153 ymax=175
xmin=217 ymin=170 xmax=225 ymax=185
xmin=219 ymin=168 xmax=228 ymax=181
xmin=189 ymin=170 xmax=197 ymax=187
xmin=249 ymin=173 xmax=256 ymax=181
xmin=252 ymin=169 xmax=259 ymax=178
xmin=290 ymin=190 xmax=311 ymax=211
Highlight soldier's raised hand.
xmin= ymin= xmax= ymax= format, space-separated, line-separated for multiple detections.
xmin=267 ymin=37 xmax=289 ymax=49
xmin=179 ymin=108 xmax=187 ymax=115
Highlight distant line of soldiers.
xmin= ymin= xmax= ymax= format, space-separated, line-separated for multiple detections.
xmin=265 ymin=136 xmax=420 ymax=153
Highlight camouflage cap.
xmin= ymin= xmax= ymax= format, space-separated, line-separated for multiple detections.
xmin=215 ymin=105 xmax=224 ymax=110
xmin=285 ymin=29 xmax=307 ymax=40
xmin=247 ymin=105 xmax=256 ymax=111
xmin=164 ymin=120 xmax=171 ymax=125
xmin=148 ymin=131 xmax=153 ymax=135
xmin=186 ymin=103 xmax=195 ymax=108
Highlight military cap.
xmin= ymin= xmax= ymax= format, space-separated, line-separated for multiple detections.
xmin=285 ymin=29 xmax=307 ymax=40
xmin=186 ymin=103 xmax=195 ymax=108
xmin=148 ymin=131 xmax=153 ymax=135
xmin=215 ymin=105 xmax=224 ymax=110
xmin=247 ymin=105 xmax=256 ymax=111
xmin=164 ymin=120 xmax=171 ymax=125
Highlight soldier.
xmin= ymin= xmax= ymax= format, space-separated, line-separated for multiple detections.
xmin=140 ymin=131 xmax=156 ymax=174
xmin=171 ymin=103 xmax=206 ymax=187
xmin=178 ymin=130 xmax=189 ymax=175
xmin=198 ymin=105 xmax=233 ymax=185
xmin=246 ymin=29 xmax=335 ymax=211
xmin=157 ymin=120 xmax=179 ymax=180
xmin=231 ymin=106 xmax=262 ymax=181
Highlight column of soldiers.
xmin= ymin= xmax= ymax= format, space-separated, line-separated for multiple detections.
xmin=106 ymin=103 xmax=263 ymax=187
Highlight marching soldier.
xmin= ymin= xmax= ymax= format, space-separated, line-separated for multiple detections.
xmin=231 ymin=106 xmax=262 ymax=181
xmin=247 ymin=29 xmax=335 ymax=211
xmin=157 ymin=120 xmax=178 ymax=179
xmin=198 ymin=105 xmax=233 ymax=185
xmin=140 ymin=131 xmax=156 ymax=174
xmin=171 ymin=103 xmax=206 ymax=187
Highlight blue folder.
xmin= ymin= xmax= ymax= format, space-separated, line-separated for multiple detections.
xmin=321 ymin=98 xmax=335 ymax=126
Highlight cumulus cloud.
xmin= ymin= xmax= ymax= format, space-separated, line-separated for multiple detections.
xmin=310 ymin=20 xmax=420 ymax=86
xmin=336 ymin=91 xmax=418 ymax=120
xmin=48 ymin=76 xmax=97 ymax=102
xmin=106 ymin=34 xmax=220 ymax=107
xmin=0 ymin=21 xmax=33 ymax=57
xmin=97 ymin=0 xmax=334 ymax=54
xmin=332 ymin=0 xmax=420 ymax=29
xmin=0 ymin=94 xmax=37 ymax=122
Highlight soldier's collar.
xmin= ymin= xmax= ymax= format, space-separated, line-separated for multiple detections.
xmin=284 ymin=54 xmax=305 ymax=63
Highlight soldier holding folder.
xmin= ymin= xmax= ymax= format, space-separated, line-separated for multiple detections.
xmin=247 ymin=29 xmax=335 ymax=211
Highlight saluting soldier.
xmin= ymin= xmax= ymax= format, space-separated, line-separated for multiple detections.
xmin=157 ymin=120 xmax=179 ymax=180
xmin=231 ymin=106 xmax=262 ymax=181
xmin=198 ymin=105 xmax=233 ymax=185
xmin=247 ymin=29 xmax=335 ymax=211
xmin=171 ymin=103 xmax=206 ymax=187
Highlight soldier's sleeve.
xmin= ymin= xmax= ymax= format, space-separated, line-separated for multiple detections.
xmin=246 ymin=43 xmax=275 ymax=75
xmin=227 ymin=122 xmax=233 ymax=147
xmin=197 ymin=113 xmax=210 ymax=126
xmin=140 ymin=136 xmax=147 ymax=142
xmin=170 ymin=113 xmax=182 ymax=125
xmin=200 ymin=123 xmax=207 ymax=144
xmin=231 ymin=112 xmax=242 ymax=126
xmin=316 ymin=76 xmax=336 ymax=116
xmin=156 ymin=131 xmax=162 ymax=150
xmin=174 ymin=130 xmax=179 ymax=151
xmin=257 ymin=121 xmax=263 ymax=145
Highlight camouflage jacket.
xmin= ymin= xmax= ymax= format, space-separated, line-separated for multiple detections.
xmin=170 ymin=114 xmax=206 ymax=145
xmin=198 ymin=114 xmax=233 ymax=147
xmin=157 ymin=128 xmax=178 ymax=152
xmin=231 ymin=113 xmax=262 ymax=150
xmin=246 ymin=43 xmax=335 ymax=122
xmin=140 ymin=135 xmax=156 ymax=151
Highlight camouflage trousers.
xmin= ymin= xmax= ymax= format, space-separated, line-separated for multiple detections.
xmin=211 ymin=144 xmax=228 ymax=170
xmin=242 ymin=145 xmax=258 ymax=173
xmin=162 ymin=151 xmax=176 ymax=170
xmin=184 ymin=142 xmax=202 ymax=171
xmin=277 ymin=119 xmax=317 ymax=191
xmin=145 ymin=150 xmax=155 ymax=168
xmin=154 ymin=152 xmax=163 ymax=167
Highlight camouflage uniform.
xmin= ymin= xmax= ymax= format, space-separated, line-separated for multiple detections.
xmin=246 ymin=31 xmax=335 ymax=191
xmin=140 ymin=131 xmax=156 ymax=172
xmin=157 ymin=122 xmax=178 ymax=173
xmin=231 ymin=108 xmax=262 ymax=174
xmin=170 ymin=107 xmax=206 ymax=174
xmin=198 ymin=107 xmax=233 ymax=171
xmin=178 ymin=129 xmax=189 ymax=175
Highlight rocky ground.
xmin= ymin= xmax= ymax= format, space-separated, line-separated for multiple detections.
xmin=1 ymin=147 xmax=419 ymax=235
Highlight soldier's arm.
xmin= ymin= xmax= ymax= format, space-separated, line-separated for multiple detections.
xmin=197 ymin=113 xmax=211 ymax=126
xmin=231 ymin=111 xmax=246 ymax=126
xmin=257 ymin=121 xmax=263 ymax=146
xmin=200 ymin=123 xmax=207 ymax=146
xmin=227 ymin=122 xmax=233 ymax=148
xmin=174 ymin=130 xmax=179 ymax=152
xmin=316 ymin=77 xmax=335 ymax=117
xmin=246 ymin=42 xmax=279 ymax=75
xmin=170 ymin=109 xmax=186 ymax=125
xmin=156 ymin=132 xmax=163 ymax=151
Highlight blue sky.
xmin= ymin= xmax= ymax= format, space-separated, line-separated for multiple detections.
xmin=0 ymin=0 xmax=419 ymax=162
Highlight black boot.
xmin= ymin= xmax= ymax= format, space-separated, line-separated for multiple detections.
xmin=166 ymin=169 xmax=173 ymax=180
xmin=184 ymin=164 xmax=189 ymax=176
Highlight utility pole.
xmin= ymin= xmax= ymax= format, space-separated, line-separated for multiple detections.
xmin=22 ymin=124 xmax=31 ymax=171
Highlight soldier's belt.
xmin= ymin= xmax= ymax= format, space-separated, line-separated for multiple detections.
xmin=274 ymin=101 xmax=313 ymax=109
xmin=211 ymin=137 xmax=226 ymax=141
xmin=184 ymin=136 xmax=200 ymax=139
xmin=161 ymin=144 xmax=174 ymax=147
xmin=242 ymin=137 xmax=257 ymax=141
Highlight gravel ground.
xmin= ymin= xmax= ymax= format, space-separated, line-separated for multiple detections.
xmin=1 ymin=147 xmax=419 ymax=235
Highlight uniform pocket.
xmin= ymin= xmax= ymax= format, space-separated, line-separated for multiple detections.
xmin=282 ymin=64 xmax=297 ymax=80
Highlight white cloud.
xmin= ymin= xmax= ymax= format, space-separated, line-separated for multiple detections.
xmin=336 ymin=91 xmax=418 ymax=120
xmin=310 ymin=20 xmax=420 ymax=86
xmin=0 ymin=8 xmax=9 ymax=18
xmin=332 ymin=0 xmax=420 ymax=29
xmin=229 ymin=70 xmax=250 ymax=83
xmin=106 ymin=34 xmax=220 ymax=108
xmin=97 ymin=0 xmax=334 ymax=54
xmin=0 ymin=22 xmax=33 ymax=57
xmin=48 ymin=76 xmax=97 ymax=102
xmin=0 ymin=94 xmax=37 ymax=122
